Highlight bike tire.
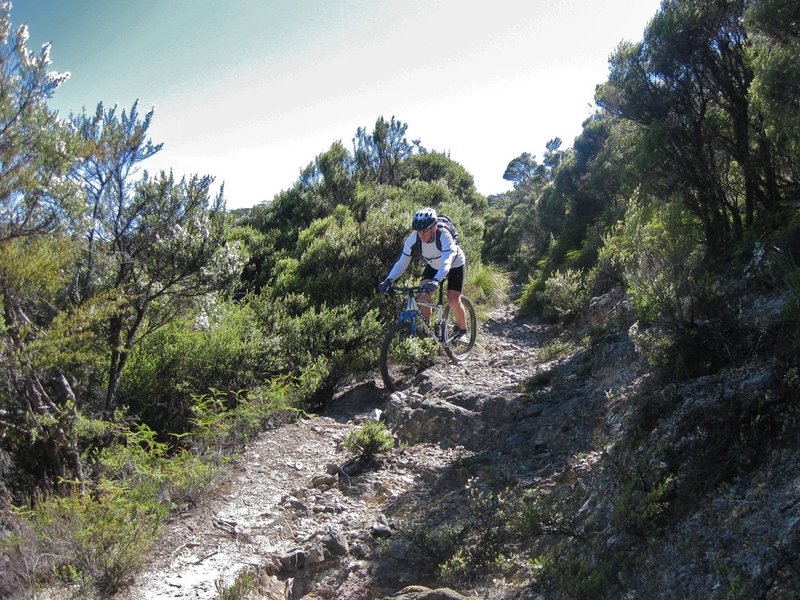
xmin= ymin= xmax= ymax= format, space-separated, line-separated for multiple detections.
xmin=443 ymin=295 xmax=477 ymax=361
xmin=380 ymin=320 xmax=435 ymax=392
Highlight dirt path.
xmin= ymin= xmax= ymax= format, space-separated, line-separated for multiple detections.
xmin=122 ymin=418 xmax=350 ymax=598
xmin=119 ymin=304 xmax=549 ymax=599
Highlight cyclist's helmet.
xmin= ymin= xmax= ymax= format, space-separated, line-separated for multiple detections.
xmin=412 ymin=207 xmax=438 ymax=231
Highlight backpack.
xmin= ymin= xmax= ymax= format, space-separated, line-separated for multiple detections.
xmin=435 ymin=215 xmax=459 ymax=245
xmin=411 ymin=215 xmax=459 ymax=255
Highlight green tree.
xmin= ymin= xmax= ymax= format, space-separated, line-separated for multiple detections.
xmin=0 ymin=11 xmax=79 ymax=242
xmin=503 ymin=152 xmax=543 ymax=189
xmin=298 ymin=142 xmax=361 ymax=218
xmin=354 ymin=116 xmax=417 ymax=186
xmin=746 ymin=0 xmax=800 ymax=169
xmin=404 ymin=151 xmax=486 ymax=211
xmin=0 ymin=6 xmax=87 ymax=488
xmin=71 ymin=104 xmax=241 ymax=413
xmin=70 ymin=101 xmax=162 ymax=301
xmin=596 ymin=0 xmax=780 ymax=250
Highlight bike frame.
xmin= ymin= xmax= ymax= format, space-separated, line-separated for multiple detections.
xmin=397 ymin=286 xmax=446 ymax=342
xmin=379 ymin=282 xmax=475 ymax=390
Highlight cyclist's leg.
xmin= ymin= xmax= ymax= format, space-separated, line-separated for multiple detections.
xmin=420 ymin=264 xmax=437 ymax=323
xmin=446 ymin=266 xmax=467 ymax=330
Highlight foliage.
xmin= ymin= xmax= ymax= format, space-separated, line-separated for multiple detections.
xmin=3 ymin=0 xmax=800 ymax=594
xmin=215 ymin=569 xmax=257 ymax=600
xmin=403 ymin=151 xmax=487 ymax=212
xmin=600 ymin=196 xmax=703 ymax=326
xmin=389 ymin=333 xmax=439 ymax=366
xmin=118 ymin=298 xmax=278 ymax=433
xmin=257 ymin=297 xmax=383 ymax=407
xmin=605 ymin=442 xmax=674 ymax=534
xmin=464 ymin=262 xmax=511 ymax=314
xmin=0 ymin=8 xmax=80 ymax=242
xmin=770 ymin=246 xmax=800 ymax=310
xmin=0 ymin=3 xmax=95 ymax=495
xmin=551 ymin=547 xmax=621 ymax=600
xmin=597 ymin=0 xmax=787 ymax=251
xmin=343 ymin=421 xmax=394 ymax=462
xmin=518 ymin=272 xmax=548 ymax=316
xmin=597 ymin=194 xmax=729 ymax=375
xmin=19 ymin=483 xmax=164 ymax=596
xmin=746 ymin=0 xmax=800 ymax=165
xmin=403 ymin=520 xmax=468 ymax=562
xmin=5 ymin=380 xmax=298 ymax=596
xmin=541 ymin=268 xmax=589 ymax=323
xmin=70 ymin=100 xmax=244 ymax=413
xmin=188 ymin=385 xmax=303 ymax=457
xmin=354 ymin=116 xmax=418 ymax=186
xmin=509 ymin=485 xmax=585 ymax=540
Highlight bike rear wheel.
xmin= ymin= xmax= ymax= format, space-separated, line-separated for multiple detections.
xmin=380 ymin=321 xmax=437 ymax=392
xmin=443 ymin=295 xmax=477 ymax=361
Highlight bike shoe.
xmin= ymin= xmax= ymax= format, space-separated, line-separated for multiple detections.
xmin=451 ymin=328 xmax=469 ymax=344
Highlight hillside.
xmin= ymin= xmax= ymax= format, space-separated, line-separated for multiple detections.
xmin=113 ymin=283 xmax=798 ymax=600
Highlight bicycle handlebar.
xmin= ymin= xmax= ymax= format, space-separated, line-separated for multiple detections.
xmin=387 ymin=282 xmax=443 ymax=296
xmin=387 ymin=284 xmax=422 ymax=295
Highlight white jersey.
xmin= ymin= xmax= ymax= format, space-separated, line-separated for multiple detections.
xmin=386 ymin=227 xmax=465 ymax=283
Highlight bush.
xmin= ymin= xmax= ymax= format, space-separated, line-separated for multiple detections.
xmin=215 ymin=569 xmax=257 ymax=600
xmin=120 ymin=298 xmax=277 ymax=433
xmin=188 ymin=385 xmax=303 ymax=458
xmin=20 ymin=484 xmax=164 ymax=597
xmin=261 ymin=299 xmax=383 ymax=408
xmin=518 ymin=272 xmax=547 ymax=316
xmin=600 ymin=196 xmax=703 ymax=326
xmin=343 ymin=421 xmax=394 ymax=462
xmin=465 ymin=261 xmax=511 ymax=311
xmin=599 ymin=195 xmax=718 ymax=372
xmin=541 ymin=269 xmax=589 ymax=323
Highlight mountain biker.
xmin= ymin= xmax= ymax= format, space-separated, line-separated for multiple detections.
xmin=378 ymin=207 xmax=468 ymax=341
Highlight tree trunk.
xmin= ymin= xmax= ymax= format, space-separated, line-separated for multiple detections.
xmin=105 ymin=305 xmax=147 ymax=414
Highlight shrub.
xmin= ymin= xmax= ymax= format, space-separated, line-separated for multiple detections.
xmin=263 ymin=301 xmax=383 ymax=408
xmin=343 ymin=421 xmax=394 ymax=462
xmin=601 ymin=196 xmax=703 ymax=326
xmin=120 ymin=298 xmax=277 ymax=433
xmin=770 ymin=245 xmax=800 ymax=312
xmin=509 ymin=486 xmax=584 ymax=540
xmin=604 ymin=442 xmax=674 ymax=534
xmin=21 ymin=484 xmax=164 ymax=597
xmin=465 ymin=261 xmax=511 ymax=311
xmin=215 ymin=569 xmax=257 ymax=600
xmin=404 ymin=521 xmax=467 ymax=562
xmin=518 ymin=272 xmax=547 ymax=316
xmin=535 ymin=338 xmax=576 ymax=362
xmin=541 ymin=268 xmax=589 ymax=323
xmin=553 ymin=547 xmax=621 ymax=600
xmin=599 ymin=195 xmax=717 ymax=372
xmin=188 ymin=385 xmax=303 ymax=458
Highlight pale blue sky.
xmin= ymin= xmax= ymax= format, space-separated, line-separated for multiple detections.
xmin=16 ymin=0 xmax=661 ymax=209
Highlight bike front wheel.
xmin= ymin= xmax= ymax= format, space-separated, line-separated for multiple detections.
xmin=380 ymin=321 xmax=437 ymax=392
xmin=443 ymin=295 xmax=477 ymax=361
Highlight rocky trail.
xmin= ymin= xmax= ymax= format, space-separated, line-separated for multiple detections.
xmin=117 ymin=302 xmax=590 ymax=600
xmin=114 ymin=286 xmax=800 ymax=600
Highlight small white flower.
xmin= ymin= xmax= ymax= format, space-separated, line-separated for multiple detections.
xmin=17 ymin=24 xmax=29 ymax=46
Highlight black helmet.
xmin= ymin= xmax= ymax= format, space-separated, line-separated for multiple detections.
xmin=412 ymin=207 xmax=437 ymax=231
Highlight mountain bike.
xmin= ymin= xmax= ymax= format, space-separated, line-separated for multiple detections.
xmin=379 ymin=283 xmax=477 ymax=391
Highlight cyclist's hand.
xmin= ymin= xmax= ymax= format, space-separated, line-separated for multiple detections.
xmin=378 ymin=278 xmax=393 ymax=295
xmin=420 ymin=280 xmax=438 ymax=295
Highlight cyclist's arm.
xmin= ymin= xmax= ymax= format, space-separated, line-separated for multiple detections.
xmin=386 ymin=233 xmax=416 ymax=282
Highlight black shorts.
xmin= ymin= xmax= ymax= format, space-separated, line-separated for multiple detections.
xmin=422 ymin=264 xmax=464 ymax=293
